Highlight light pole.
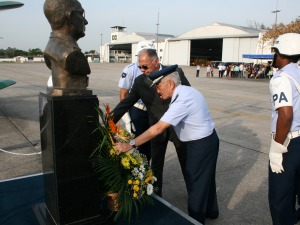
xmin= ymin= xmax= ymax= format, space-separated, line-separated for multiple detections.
xmin=100 ymin=34 xmax=103 ymax=62
xmin=272 ymin=0 xmax=281 ymax=28
xmin=156 ymin=10 xmax=159 ymax=52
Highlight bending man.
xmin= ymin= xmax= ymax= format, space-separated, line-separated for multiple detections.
xmin=116 ymin=65 xmax=220 ymax=225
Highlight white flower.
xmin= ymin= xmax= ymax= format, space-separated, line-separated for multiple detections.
xmin=139 ymin=165 xmax=145 ymax=173
xmin=138 ymin=172 xmax=144 ymax=180
xmin=147 ymin=184 xmax=153 ymax=195
xmin=132 ymin=168 xmax=139 ymax=176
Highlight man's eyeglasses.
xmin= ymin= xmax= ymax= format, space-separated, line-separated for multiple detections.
xmin=138 ymin=65 xmax=150 ymax=70
xmin=138 ymin=58 xmax=155 ymax=70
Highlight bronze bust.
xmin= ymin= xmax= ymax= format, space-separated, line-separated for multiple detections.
xmin=44 ymin=0 xmax=91 ymax=96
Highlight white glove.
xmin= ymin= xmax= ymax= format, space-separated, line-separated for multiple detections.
xmin=121 ymin=112 xmax=136 ymax=133
xmin=269 ymin=137 xmax=288 ymax=174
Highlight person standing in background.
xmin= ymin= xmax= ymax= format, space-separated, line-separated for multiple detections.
xmin=196 ymin=64 xmax=200 ymax=77
xmin=206 ymin=65 xmax=211 ymax=78
xmin=218 ymin=63 xmax=223 ymax=78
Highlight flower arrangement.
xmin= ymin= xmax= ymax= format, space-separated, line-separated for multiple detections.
xmin=90 ymin=104 xmax=156 ymax=222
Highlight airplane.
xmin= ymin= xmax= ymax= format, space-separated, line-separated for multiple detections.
xmin=0 ymin=80 xmax=16 ymax=90
xmin=0 ymin=1 xmax=23 ymax=10
xmin=0 ymin=1 xmax=23 ymax=89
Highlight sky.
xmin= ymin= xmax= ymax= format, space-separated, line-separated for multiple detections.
xmin=0 ymin=0 xmax=299 ymax=53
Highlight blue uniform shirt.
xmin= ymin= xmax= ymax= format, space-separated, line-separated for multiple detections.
xmin=160 ymin=85 xmax=215 ymax=141
xmin=118 ymin=62 xmax=144 ymax=105
xmin=270 ymin=63 xmax=300 ymax=132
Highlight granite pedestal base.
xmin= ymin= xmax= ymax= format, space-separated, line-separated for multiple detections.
xmin=38 ymin=93 xmax=109 ymax=225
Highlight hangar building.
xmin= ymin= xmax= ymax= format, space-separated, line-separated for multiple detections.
xmin=100 ymin=23 xmax=267 ymax=66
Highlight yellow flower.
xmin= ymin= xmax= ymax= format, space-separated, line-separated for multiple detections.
xmin=145 ymin=177 xmax=151 ymax=184
xmin=124 ymin=152 xmax=138 ymax=166
xmin=133 ymin=192 xmax=138 ymax=198
xmin=134 ymin=180 xmax=140 ymax=185
xmin=135 ymin=156 xmax=143 ymax=164
xmin=133 ymin=185 xmax=139 ymax=191
xmin=128 ymin=180 xmax=133 ymax=185
xmin=121 ymin=157 xmax=130 ymax=169
xmin=147 ymin=170 xmax=153 ymax=177
xmin=109 ymin=148 xmax=118 ymax=156
xmin=145 ymin=171 xmax=153 ymax=183
xmin=130 ymin=157 xmax=138 ymax=165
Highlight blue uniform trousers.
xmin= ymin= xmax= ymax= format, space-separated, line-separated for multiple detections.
xmin=269 ymin=136 xmax=300 ymax=225
xmin=150 ymin=127 xmax=187 ymax=197
xmin=185 ymin=130 xmax=219 ymax=225
xmin=129 ymin=106 xmax=151 ymax=161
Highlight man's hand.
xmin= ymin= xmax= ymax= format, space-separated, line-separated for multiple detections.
xmin=269 ymin=137 xmax=288 ymax=173
xmin=115 ymin=143 xmax=132 ymax=153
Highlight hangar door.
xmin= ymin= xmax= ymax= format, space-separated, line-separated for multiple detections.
xmin=190 ymin=39 xmax=222 ymax=65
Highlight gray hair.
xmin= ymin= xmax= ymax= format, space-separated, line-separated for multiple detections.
xmin=138 ymin=49 xmax=158 ymax=60
xmin=163 ymin=71 xmax=181 ymax=87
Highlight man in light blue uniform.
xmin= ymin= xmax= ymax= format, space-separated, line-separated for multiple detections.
xmin=268 ymin=33 xmax=300 ymax=225
xmin=118 ymin=40 xmax=156 ymax=161
xmin=115 ymin=65 xmax=219 ymax=225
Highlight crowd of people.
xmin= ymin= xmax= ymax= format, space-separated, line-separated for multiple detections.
xmin=197 ymin=62 xmax=278 ymax=79
xmin=214 ymin=63 xmax=277 ymax=79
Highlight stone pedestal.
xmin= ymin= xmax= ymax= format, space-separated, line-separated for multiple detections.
xmin=38 ymin=93 xmax=109 ymax=225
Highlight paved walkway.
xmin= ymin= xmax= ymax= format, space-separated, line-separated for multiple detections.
xmin=0 ymin=63 xmax=297 ymax=225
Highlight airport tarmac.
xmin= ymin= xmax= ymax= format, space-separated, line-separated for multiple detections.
xmin=0 ymin=62 xmax=297 ymax=225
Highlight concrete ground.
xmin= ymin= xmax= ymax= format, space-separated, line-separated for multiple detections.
xmin=0 ymin=62 xmax=298 ymax=225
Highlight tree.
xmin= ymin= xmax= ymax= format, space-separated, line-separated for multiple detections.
xmin=84 ymin=50 xmax=98 ymax=55
xmin=261 ymin=17 xmax=300 ymax=45
xmin=28 ymin=48 xmax=43 ymax=56
xmin=246 ymin=20 xmax=269 ymax=30
xmin=5 ymin=47 xmax=17 ymax=57
xmin=0 ymin=47 xmax=43 ymax=57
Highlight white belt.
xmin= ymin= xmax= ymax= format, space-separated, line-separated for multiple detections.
xmin=134 ymin=103 xmax=147 ymax=111
xmin=271 ymin=130 xmax=300 ymax=139
xmin=287 ymin=130 xmax=300 ymax=139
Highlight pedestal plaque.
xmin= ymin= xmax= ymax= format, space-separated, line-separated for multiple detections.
xmin=39 ymin=93 xmax=109 ymax=225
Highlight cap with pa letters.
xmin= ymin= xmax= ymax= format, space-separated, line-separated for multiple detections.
xmin=149 ymin=64 xmax=178 ymax=87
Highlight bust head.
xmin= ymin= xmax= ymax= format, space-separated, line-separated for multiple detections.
xmin=44 ymin=0 xmax=87 ymax=40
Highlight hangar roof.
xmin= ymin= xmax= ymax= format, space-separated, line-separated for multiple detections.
xmin=112 ymin=32 xmax=174 ymax=44
xmin=178 ymin=22 xmax=261 ymax=39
